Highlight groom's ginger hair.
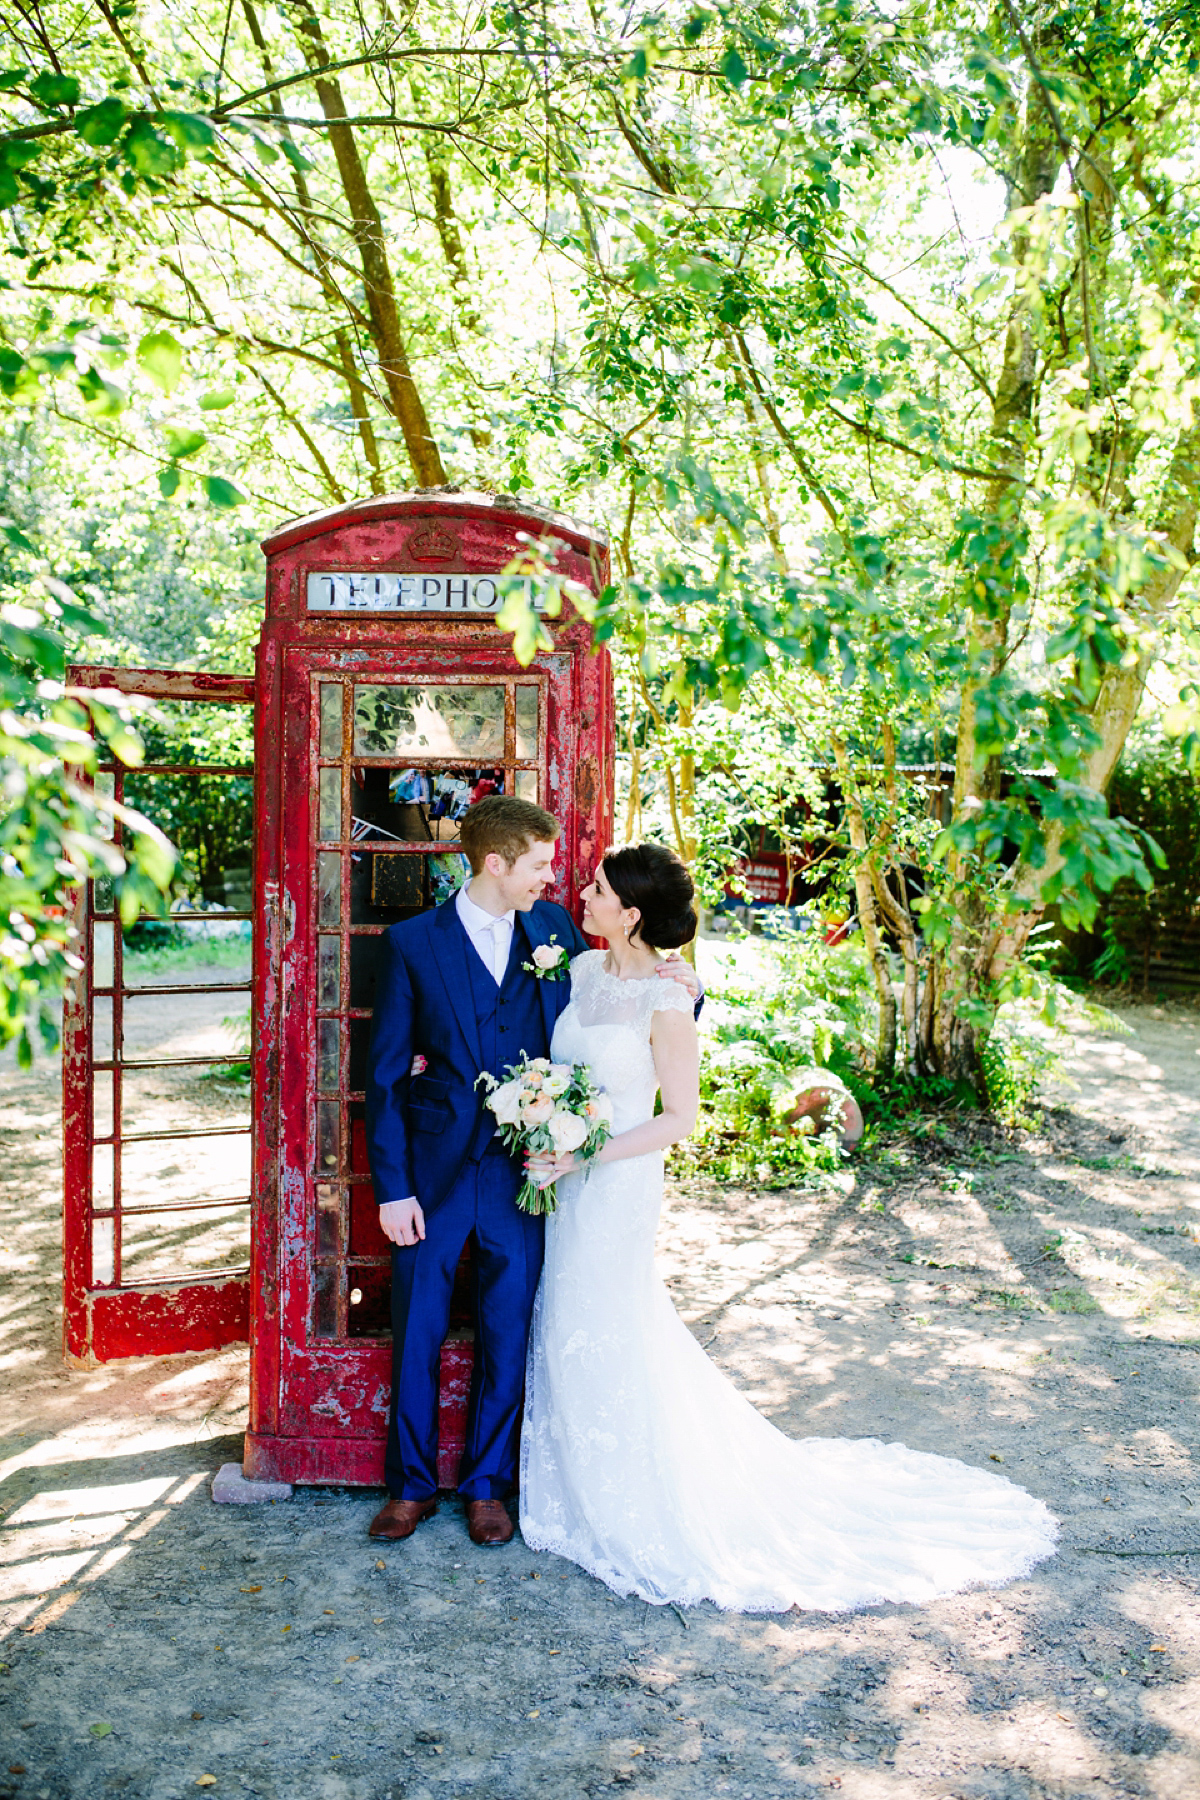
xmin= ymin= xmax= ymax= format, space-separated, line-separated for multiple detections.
xmin=459 ymin=794 xmax=560 ymax=872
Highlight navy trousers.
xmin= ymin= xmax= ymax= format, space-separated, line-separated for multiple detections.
xmin=384 ymin=1143 xmax=544 ymax=1501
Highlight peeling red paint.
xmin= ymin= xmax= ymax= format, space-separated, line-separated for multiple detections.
xmin=248 ymin=494 xmax=613 ymax=1487
xmin=62 ymin=669 xmax=255 ymax=1368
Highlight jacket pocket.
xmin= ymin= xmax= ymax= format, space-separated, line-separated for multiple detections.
xmin=409 ymin=1104 xmax=446 ymax=1135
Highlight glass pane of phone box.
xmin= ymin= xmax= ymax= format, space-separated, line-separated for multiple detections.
xmin=350 ymin=764 xmax=502 ymax=846
xmin=347 ymin=1262 xmax=391 ymax=1337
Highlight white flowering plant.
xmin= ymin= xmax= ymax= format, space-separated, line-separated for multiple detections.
xmin=476 ymin=1052 xmax=613 ymax=1214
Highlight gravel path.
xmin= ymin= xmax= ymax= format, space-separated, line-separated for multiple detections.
xmin=0 ymin=1002 xmax=1196 ymax=1800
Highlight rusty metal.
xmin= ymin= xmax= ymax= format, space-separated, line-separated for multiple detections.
xmin=72 ymin=666 xmax=256 ymax=704
xmin=61 ymin=668 xmax=255 ymax=1365
xmin=96 ymin=1196 xmax=249 ymax=1215
xmin=121 ymin=982 xmax=249 ymax=998
xmin=98 ymin=764 xmax=254 ymax=777
xmin=94 ymin=1055 xmax=249 ymax=1069
xmin=116 ymin=1126 xmax=252 ymax=1144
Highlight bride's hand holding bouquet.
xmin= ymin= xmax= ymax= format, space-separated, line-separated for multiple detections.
xmin=477 ymin=1053 xmax=613 ymax=1215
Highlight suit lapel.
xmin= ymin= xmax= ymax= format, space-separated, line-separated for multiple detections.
xmin=517 ymin=906 xmax=560 ymax=1047
xmin=430 ymin=899 xmax=483 ymax=1068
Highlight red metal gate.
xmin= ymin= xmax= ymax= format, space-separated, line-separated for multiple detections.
xmin=62 ymin=667 xmax=256 ymax=1363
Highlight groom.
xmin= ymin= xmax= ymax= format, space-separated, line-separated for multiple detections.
xmin=364 ymin=795 xmax=698 ymax=1547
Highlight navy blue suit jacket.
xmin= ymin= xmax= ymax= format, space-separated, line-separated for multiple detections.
xmin=364 ymin=896 xmax=590 ymax=1217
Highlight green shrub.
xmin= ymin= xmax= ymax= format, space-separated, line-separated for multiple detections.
xmin=1069 ymin=730 xmax=1200 ymax=986
xmin=672 ymin=924 xmax=875 ymax=1186
xmin=981 ymin=1012 xmax=1065 ymax=1128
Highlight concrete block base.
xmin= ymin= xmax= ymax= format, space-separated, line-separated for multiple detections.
xmin=211 ymin=1462 xmax=293 ymax=1504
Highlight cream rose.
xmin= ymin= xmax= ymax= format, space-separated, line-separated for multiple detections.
xmin=548 ymin=1110 xmax=589 ymax=1154
xmin=489 ymin=1079 xmax=525 ymax=1127
xmin=531 ymin=943 xmax=563 ymax=971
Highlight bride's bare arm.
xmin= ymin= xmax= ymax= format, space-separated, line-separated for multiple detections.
xmin=529 ymin=1009 xmax=699 ymax=1179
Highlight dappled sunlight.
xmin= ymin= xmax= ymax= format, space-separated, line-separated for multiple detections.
xmin=1053 ymin=1023 xmax=1200 ymax=1179
xmin=0 ymin=1458 xmax=206 ymax=1632
xmin=8 ymin=1474 xmax=177 ymax=1522
xmin=0 ymin=1006 xmax=1193 ymax=1791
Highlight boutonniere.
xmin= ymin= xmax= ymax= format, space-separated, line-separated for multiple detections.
xmin=524 ymin=936 xmax=570 ymax=981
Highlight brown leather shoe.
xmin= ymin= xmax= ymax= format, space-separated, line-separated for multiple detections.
xmin=367 ymin=1497 xmax=436 ymax=1540
xmin=466 ymin=1497 xmax=515 ymax=1546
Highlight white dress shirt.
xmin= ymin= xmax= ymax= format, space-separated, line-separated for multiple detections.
xmin=456 ymin=880 xmax=515 ymax=986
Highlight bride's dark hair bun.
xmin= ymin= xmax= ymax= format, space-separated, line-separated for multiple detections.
xmin=602 ymin=842 xmax=697 ymax=952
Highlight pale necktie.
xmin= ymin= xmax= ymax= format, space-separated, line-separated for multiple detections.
xmin=484 ymin=917 xmax=509 ymax=985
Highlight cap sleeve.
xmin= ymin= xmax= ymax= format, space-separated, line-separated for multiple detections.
xmin=649 ymin=973 xmax=697 ymax=1019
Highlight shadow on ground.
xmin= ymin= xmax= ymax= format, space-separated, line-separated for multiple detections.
xmin=0 ymin=1009 xmax=1197 ymax=1798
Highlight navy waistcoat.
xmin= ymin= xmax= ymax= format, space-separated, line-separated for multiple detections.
xmin=462 ymin=927 xmax=549 ymax=1159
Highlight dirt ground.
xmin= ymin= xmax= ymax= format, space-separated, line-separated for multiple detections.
xmin=0 ymin=991 xmax=1197 ymax=1800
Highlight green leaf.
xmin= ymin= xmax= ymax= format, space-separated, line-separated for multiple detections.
xmin=496 ymin=584 xmax=552 ymax=665
xmin=676 ymin=258 xmax=722 ymax=295
xmin=123 ymin=118 xmax=178 ymax=178
xmin=0 ymin=68 xmax=27 ymax=91
xmin=157 ymin=466 xmax=181 ymax=498
xmin=89 ymin=1722 xmax=112 ymax=1738
xmin=159 ymin=110 xmax=216 ymax=152
xmin=200 ymin=474 xmax=246 ymax=508
xmin=30 ymin=71 xmax=80 ymax=109
xmin=2 ymin=139 xmax=46 ymax=172
xmin=720 ymin=46 xmax=749 ymax=88
xmin=0 ymin=518 xmax=35 ymax=553
xmin=198 ymin=387 xmax=236 ymax=411
xmin=137 ymin=330 xmax=183 ymax=394
xmin=77 ymin=366 xmax=125 ymax=418
xmin=279 ymin=137 xmax=313 ymax=174
xmin=55 ymin=598 xmax=107 ymax=637
xmin=75 ymin=97 xmax=128 ymax=147
xmin=163 ymin=426 xmax=206 ymax=460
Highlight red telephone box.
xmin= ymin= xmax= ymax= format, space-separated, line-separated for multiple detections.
xmin=246 ymin=493 xmax=611 ymax=1485
xmin=63 ymin=492 xmax=614 ymax=1489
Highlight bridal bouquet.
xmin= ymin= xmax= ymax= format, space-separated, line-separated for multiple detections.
xmin=477 ymin=1053 xmax=614 ymax=1215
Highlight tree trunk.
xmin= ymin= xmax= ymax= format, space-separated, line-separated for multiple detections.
xmin=832 ymin=737 xmax=897 ymax=1082
xmin=935 ymin=38 xmax=1064 ymax=1092
xmin=288 ymin=5 xmax=446 ymax=486
xmin=242 ymin=0 xmax=390 ymax=492
xmin=982 ymin=416 xmax=1200 ymax=986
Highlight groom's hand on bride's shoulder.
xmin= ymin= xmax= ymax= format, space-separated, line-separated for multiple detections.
xmin=655 ymin=955 xmax=702 ymax=1001
xmin=378 ymin=1197 xmax=426 ymax=1247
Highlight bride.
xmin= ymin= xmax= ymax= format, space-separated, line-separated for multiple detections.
xmin=520 ymin=842 xmax=1058 ymax=1613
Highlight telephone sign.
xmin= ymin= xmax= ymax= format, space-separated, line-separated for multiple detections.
xmin=306 ymin=572 xmax=546 ymax=613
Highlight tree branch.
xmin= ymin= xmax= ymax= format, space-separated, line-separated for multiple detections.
xmin=825 ymin=403 xmax=1022 ymax=485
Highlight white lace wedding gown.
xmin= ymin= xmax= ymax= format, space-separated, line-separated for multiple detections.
xmin=519 ymin=951 xmax=1058 ymax=1612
